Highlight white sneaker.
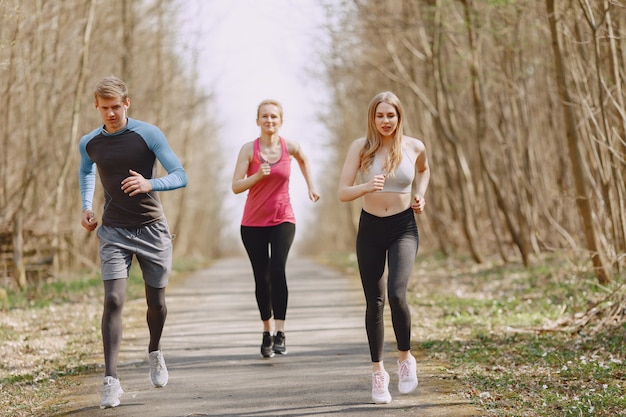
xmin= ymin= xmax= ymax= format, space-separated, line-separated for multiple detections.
xmin=397 ymin=355 xmax=418 ymax=394
xmin=371 ymin=371 xmax=392 ymax=404
xmin=100 ymin=376 xmax=123 ymax=409
xmin=149 ymin=350 xmax=169 ymax=387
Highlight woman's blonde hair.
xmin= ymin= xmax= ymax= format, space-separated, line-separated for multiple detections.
xmin=256 ymin=99 xmax=284 ymax=121
xmin=360 ymin=91 xmax=404 ymax=176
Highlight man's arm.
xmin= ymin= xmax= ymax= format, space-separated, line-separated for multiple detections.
xmin=140 ymin=123 xmax=188 ymax=191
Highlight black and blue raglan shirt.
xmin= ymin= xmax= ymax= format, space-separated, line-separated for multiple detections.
xmin=78 ymin=117 xmax=187 ymax=228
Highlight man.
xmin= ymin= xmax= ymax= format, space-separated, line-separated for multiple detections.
xmin=78 ymin=75 xmax=188 ymax=409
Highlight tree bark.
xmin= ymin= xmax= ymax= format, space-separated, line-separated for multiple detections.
xmin=546 ymin=0 xmax=611 ymax=283
xmin=12 ymin=212 xmax=27 ymax=289
xmin=51 ymin=0 xmax=97 ymax=273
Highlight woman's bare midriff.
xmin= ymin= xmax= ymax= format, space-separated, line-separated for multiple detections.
xmin=362 ymin=192 xmax=412 ymax=217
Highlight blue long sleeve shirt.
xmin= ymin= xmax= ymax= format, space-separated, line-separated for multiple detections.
xmin=78 ymin=117 xmax=187 ymax=227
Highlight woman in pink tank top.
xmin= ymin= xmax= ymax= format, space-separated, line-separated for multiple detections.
xmin=232 ymin=99 xmax=320 ymax=358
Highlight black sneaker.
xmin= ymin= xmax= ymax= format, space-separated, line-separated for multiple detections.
xmin=273 ymin=331 xmax=287 ymax=355
xmin=261 ymin=332 xmax=274 ymax=358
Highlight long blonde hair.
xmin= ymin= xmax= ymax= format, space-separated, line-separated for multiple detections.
xmin=359 ymin=91 xmax=405 ymax=176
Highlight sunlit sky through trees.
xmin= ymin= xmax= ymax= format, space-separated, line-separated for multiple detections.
xmin=180 ymin=0 xmax=330 ymax=240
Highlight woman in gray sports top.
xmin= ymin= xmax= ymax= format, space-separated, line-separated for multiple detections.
xmin=338 ymin=91 xmax=430 ymax=404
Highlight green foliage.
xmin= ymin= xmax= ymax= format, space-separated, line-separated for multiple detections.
xmin=488 ymin=0 xmax=517 ymax=6
xmin=0 ymin=268 xmax=146 ymax=312
xmin=0 ymin=257 xmax=206 ymax=320
xmin=454 ymin=332 xmax=626 ymax=416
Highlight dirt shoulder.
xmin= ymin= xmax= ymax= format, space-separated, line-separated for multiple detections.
xmin=1 ymin=257 xmax=481 ymax=417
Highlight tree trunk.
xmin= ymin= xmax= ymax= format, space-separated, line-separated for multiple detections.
xmin=546 ymin=0 xmax=611 ymax=283
xmin=51 ymin=0 xmax=97 ymax=273
xmin=12 ymin=212 xmax=27 ymax=289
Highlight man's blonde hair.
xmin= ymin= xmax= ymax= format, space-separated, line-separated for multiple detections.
xmin=94 ymin=76 xmax=129 ymax=101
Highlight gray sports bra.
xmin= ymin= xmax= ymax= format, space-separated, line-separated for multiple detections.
xmin=360 ymin=147 xmax=415 ymax=193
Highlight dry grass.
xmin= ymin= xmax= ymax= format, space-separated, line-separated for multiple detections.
xmin=1 ymin=253 xmax=624 ymax=416
xmin=409 ymin=254 xmax=626 ymax=417
xmin=318 ymin=251 xmax=625 ymax=416
xmin=0 ymin=273 xmax=146 ymax=417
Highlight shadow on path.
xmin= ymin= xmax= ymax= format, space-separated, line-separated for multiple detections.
xmin=55 ymin=257 xmax=481 ymax=417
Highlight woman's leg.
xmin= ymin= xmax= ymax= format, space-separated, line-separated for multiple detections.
xmin=357 ymin=212 xmax=393 ymax=404
xmin=387 ymin=231 xmax=418 ymax=353
xmin=387 ymin=213 xmax=419 ymax=394
xmin=241 ymin=226 xmax=272 ymax=322
xmin=387 ymin=211 xmax=418 ymax=356
xmin=356 ymin=212 xmax=388 ymax=366
xmin=267 ymin=222 xmax=295 ymax=326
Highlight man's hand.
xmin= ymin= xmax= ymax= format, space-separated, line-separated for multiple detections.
xmin=81 ymin=210 xmax=98 ymax=231
xmin=121 ymin=169 xmax=152 ymax=197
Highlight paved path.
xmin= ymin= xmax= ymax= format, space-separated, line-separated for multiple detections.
xmin=56 ymin=257 xmax=480 ymax=417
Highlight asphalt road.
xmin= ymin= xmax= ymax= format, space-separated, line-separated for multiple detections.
xmin=55 ymin=257 xmax=481 ymax=417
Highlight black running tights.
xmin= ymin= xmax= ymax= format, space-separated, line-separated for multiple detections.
xmin=356 ymin=208 xmax=418 ymax=362
xmin=102 ymin=279 xmax=167 ymax=378
xmin=241 ymin=222 xmax=295 ymax=321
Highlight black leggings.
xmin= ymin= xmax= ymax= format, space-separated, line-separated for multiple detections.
xmin=241 ymin=222 xmax=295 ymax=321
xmin=356 ymin=208 xmax=418 ymax=362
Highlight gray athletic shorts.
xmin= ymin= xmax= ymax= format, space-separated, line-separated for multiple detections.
xmin=96 ymin=220 xmax=173 ymax=288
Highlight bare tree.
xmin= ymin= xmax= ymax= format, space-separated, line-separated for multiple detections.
xmin=50 ymin=0 xmax=97 ymax=272
xmin=0 ymin=0 xmax=224 ymax=286
xmin=313 ymin=0 xmax=625 ymax=286
xmin=546 ymin=0 xmax=611 ymax=283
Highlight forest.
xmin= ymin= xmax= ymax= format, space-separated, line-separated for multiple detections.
xmin=1 ymin=0 xmax=625 ymax=320
xmin=311 ymin=0 xmax=626 ymax=284
xmin=1 ymin=0 xmax=625 ymax=321
xmin=2 ymin=0 xmax=624 ymax=288
xmin=0 ymin=0 xmax=624 ymax=414
xmin=0 ymin=0 xmax=224 ymax=289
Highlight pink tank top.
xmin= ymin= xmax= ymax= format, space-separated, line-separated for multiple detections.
xmin=241 ymin=137 xmax=295 ymax=227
